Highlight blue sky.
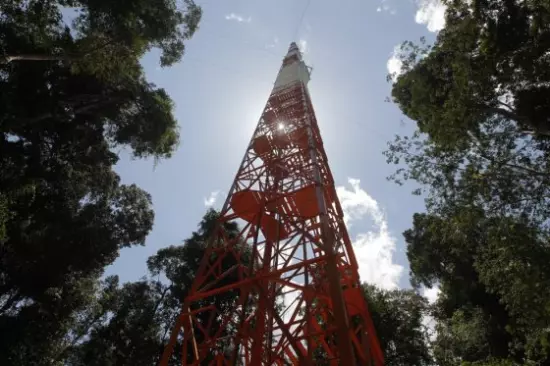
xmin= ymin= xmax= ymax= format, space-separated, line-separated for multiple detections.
xmin=106 ymin=0 xmax=446 ymax=295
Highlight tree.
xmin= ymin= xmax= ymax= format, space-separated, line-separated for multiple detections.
xmin=1 ymin=40 xmax=181 ymax=160
xmin=66 ymin=279 xmax=170 ymax=366
xmin=0 ymin=0 xmax=202 ymax=363
xmin=64 ymin=209 xmax=251 ymax=366
xmin=0 ymin=274 xmax=113 ymax=365
xmin=0 ymin=182 xmax=155 ymax=365
xmin=402 ymin=209 xmax=550 ymax=365
xmin=404 ymin=211 xmax=511 ymax=363
xmin=1 ymin=0 xmax=202 ymax=160
xmin=390 ymin=0 xmax=550 ymax=147
xmin=386 ymin=1 xmax=550 ymax=364
xmin=1 ymin=0 xmax=202 ymax=67
xmin=431 ymin=307 xmax=493 ymax=366
xmin=384 ymin=115 xmax=550 ymax=231
xmin=363 ymin=284 xmax=433 ymax=366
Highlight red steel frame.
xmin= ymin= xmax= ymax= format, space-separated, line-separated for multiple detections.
xmin=159 ymin=43 xmax=384 ymax=366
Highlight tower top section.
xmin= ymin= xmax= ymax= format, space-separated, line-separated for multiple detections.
xmin=273 ymin=41 xmax=311 ymax=91
xmin=287 ymin=42 xmax=301 ymax=58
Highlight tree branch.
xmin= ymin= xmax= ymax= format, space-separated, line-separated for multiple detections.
xmin=1 ymin=54 xmax=73 ymax=64
xmin=0 ymin=290 xmax=20 ymax=315
xmin=53 ymin=311 xmax=108 ymax=363
xmin=502 ymin=162 xmax=550 ymax=178
xmin=484 ymin=106 xmax=550 ymax=136
xmin=25 ymin=94 xmax=123 ymax=124
xmin=484 ymin=106 xmax=523 ymax=123
xmin=496 ymin=99 xmax=515 ymax=112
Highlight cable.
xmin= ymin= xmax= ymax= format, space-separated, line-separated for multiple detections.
xmin=293 ymin=0 xmax=312 ymax=41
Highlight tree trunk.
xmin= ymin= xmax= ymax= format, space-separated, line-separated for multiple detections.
xmin=1 ymin=54 xmax=71 ymax=64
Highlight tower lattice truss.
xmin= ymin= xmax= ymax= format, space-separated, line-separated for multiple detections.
xmin=160 ymin=43 xmax=384 ymax=366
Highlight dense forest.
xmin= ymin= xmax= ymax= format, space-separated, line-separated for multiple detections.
xmin=1 ymin=0 xmax=549 ymax=365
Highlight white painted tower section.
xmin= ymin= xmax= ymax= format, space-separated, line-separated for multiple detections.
xmin=273 ymin=42 xmax=310 ymax=91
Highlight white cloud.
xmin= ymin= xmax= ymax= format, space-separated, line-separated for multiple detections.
xmin=265 ymin=36 xmax=279 ymax=49
xmin=225 ymin=13 xmax=251 ymax=23
xmin=337 ymin=178 xmax=379 ymax=228
xmin=336 ymin=178 xmax=403 ymax=290
xmin=422 ymin=313 xmax=437 ymax=341
xmin=298 ymin=39 xmax=308 ymax=54
xmin=423 ymin=285 xmax=440 ymax=304
xmin=203 ymin=190 xmax=221 ymax=207
xmin=421 ymin=286 xmax=440 ymax=341
xmin=376 ymin=0 xmax=396 ymax=14
xmin=387 ymin=45 xmax=404 ymax=82
xmin=496 ymin=84 xmax=515 ymax=110
xmin=415 ymin=0 xmax=447 ymax=32
xmin=281 ymin=287 xmax=300 ymax=321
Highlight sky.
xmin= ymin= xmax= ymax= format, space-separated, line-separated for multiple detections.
xmin=106 ymin=0 xmax=447 ymax=300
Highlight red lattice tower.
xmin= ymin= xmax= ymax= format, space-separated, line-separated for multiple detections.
xmin=159 ymin=42 xmax=384 ymax=366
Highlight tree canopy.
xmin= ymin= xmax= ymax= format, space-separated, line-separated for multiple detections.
xmin=391 ymin=0 xmax=550 ymax=148
xmin=387 ymin=0 xmax=550 ymax=365
xmin=0 ymin=0 xmax=201 ymax=363
xmin=363 ymin=284 xmax=433 ymax=366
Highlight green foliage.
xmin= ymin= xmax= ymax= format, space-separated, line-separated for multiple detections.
xmin=0 ymin=0 xmax=201 ymax=363
xmin=64 ymin=209 xmax=249 ymax=366
xmin=147 ymin=209 xmax=245 ymax=301
xmin=402 ymin=207 xmax=550 ymax=364
xmin=404 ymin=211 xmax=514 ymax=361
xmin=462 ymin=360 xmax=515 ymax=366
xmin=386 ymin=2 xmax=550 ymax=364
xmin=385 ymin=116 xmax=550 ymax=227
xmin=0 ymin=274 xmax=104 ymax=365
xmin=1 ymin=0 xmax=202 ymax=69
xmin=363 ymin=284 xmax=433 ymax=366
xmin=72 ymin=0 xmax=202 ymax=68
xmin=0 ymin=179 xmax=155 ymax=364
xmin=391 ymin=0 xmax=550 ymax=146
xmin=1 ymin=0 xmax=202 ymax=159
xmin=0 ymin=194 xmax=10 ymax=242
xmin=67 ymin=280 xmax=169 ymax=366
xmin=432 ymin=308 xmax=491 ymax=365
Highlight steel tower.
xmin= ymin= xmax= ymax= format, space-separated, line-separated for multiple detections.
xmin=159 ymin=42 xmax=384 ymax=366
